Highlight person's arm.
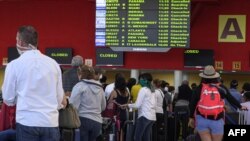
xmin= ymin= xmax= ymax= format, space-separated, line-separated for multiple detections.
xmin=107 ymin=90 xmax=117 ymax=109
xmin=219 ymin=85 xmax=242 ymax=109
xmin=189 ymin=85 xmax=202 ymax=118
xmin=2 ymin=63 xmax=17 ymax=106
xmin=69 ymin=83 xmax=83 ymax=109
xmin=101 ymin=90 xmax=106 ymax=111
xmin=128 ymin=88 xmax=146 ymax=109
xmin=167 ymin=94 xmax=173 ymax=112
xmin=56 ymin=66 xmax=65 ymax=109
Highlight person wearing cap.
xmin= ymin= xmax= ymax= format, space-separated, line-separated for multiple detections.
xmin=188 ymin=65 xmax=246 ymax=141
xmin=62 ymin=55 xmax=83 ymax=97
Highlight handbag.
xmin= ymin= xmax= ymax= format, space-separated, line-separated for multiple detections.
xmin=102 ymin=101 xmax=117 ymax=119
xmin=59 ymin=102 xmax=81 ymax=129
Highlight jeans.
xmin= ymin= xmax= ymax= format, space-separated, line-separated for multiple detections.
xmin=134 ymin=116 xmax=155 ymax=141
xmin=79 ymin=117 xmax=102 ymax=141
xmin=16 ymin=123 xmax=60 ymax=141
xmin=0 ymin=129 xmax=16 ymax=141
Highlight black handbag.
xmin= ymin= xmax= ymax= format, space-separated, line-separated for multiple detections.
xmin=59 ymin=101 xmax=81 ymax=129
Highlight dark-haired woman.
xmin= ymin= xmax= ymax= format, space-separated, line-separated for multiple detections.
xmin=108 ymin=76 xmax=130 ymax=141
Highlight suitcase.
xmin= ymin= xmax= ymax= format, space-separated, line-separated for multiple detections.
xmin=167 ymin=112 xmax=178 ymax=141
xmin=125 ymin=110 xmax=137 ymax=141
xmin=174 ymin=104 xmax=190 ymax=140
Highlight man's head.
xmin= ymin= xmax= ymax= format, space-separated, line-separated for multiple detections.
xmin=230 ymin=80 xmax=238 ymax=89
xmin=71 ymin=55 xmax=83 ymax=67
xmin=16 ymin=25 xmax=38 ymax=54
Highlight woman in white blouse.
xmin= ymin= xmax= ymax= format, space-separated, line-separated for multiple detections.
xmin=121 ymin=73 xmax=156 ymax=141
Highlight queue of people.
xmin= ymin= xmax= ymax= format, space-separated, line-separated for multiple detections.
xmin=0 ymin=25 xmax=249 ymax=141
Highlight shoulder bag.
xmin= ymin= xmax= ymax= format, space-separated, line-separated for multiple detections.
xmin=59 ymin=100 xmax=81 ymax=129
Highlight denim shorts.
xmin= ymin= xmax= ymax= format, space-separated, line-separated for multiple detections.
xmin=195 ymin=115 xmax=224 ymax=134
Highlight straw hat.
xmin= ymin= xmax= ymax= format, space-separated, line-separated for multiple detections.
xmin=199 ymin=65 xmax=220 ymax=79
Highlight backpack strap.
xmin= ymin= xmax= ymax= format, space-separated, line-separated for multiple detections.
xmin=158 ymin=89 xmax=164 ymax=99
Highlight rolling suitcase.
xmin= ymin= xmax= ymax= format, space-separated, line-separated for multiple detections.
xmin=125 ymin=110 xmax=137 ymax=141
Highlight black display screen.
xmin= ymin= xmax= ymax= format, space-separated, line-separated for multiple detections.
xmin=96 ymin=47 xmax=124 ymax=66
xmin=45 ymin=48 xmax=72 ymax=65
xmin=184 ymin=49 xmax=214 ymax=67
xmin=8 ymin=47 xmax=19 ymax=63
xmin=95 ymin=0 xmax=191 ymax=52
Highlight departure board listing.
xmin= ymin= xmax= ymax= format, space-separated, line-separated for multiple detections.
xmin=96 ymin=0 xmax=190 ymax=52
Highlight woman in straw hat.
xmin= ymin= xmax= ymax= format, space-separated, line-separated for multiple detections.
xmin=188 ymin=65 xmax=247 ymax=141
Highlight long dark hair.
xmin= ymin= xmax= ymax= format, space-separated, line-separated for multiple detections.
xmin=201 ymin=78 xmax=220 ymax=84
xmin=115 ymin=76 xmax=127 ymax=95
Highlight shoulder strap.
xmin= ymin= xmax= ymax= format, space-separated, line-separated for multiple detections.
xmin=157 ymin=89 xmax=164 ymax=99
xmin=81 ymin=80 xmax=102 ymax=88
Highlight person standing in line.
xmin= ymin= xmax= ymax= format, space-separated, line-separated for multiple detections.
xmin=105 ymin=73 xmax=124 ymax=100
xmin=152 ymin=79 xmax=165 ymax=141
xmin=107 ymin=76 xmax=130 ymax=141
xmin=225 ymin=80 xmax=242 ymax=112
xmin=69 ymin=65 xmax=106 ymax=141
xmin=2 ymin=25 xmax=66 ymax=141
xmin=188 ymin=65 xmax=246 ymax=141
xmin=100 ymin=75 xmax=108 ymax=91
xmin=62 ymin=55 xmax=83 ymax=97
xmin=121 ymin=73 xmax=156 ymax=141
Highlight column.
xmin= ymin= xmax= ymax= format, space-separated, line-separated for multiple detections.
xmin=174 ymin=70 xmax=183 ymax=93
xmin=130 ymin=69 xmax=139 ymax=82
xmin=182 ymin=72 xmax=188 ymax=81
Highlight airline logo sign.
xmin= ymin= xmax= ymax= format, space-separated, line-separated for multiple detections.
xmin=218 ymin=15 xmax=246 ymax=42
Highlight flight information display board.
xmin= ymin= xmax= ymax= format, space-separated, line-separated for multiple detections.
xmin=96 ymin=0 xmax=190 ymax=52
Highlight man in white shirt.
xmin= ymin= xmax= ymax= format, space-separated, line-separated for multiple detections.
xmin=2 ymin=25 xmax=66 ymax=141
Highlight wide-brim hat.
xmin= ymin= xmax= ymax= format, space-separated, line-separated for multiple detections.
xmin=199 ymin=65 xmax=220 ymax=79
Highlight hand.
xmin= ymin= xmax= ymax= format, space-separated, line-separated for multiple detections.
xmin=188 ymin=118 xmax=195 ymax=128
xmin=61 ymin=95 xmax=68 ymax=108
xmin=120 ymin=104 xmax=128 ymax=109
xmin=241 ymin=106 xmax=248 ymax=111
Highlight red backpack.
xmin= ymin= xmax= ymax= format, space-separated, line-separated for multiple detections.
xmin=197 ymin=83 xmax=225 ymax=119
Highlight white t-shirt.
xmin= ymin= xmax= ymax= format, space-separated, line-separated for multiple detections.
xmin=155 ymin=89 xmax=164 ymax=114
xmin=104 ymin=83 xmax=114 ymax=99
xmin=128 ymin=87 xmax=156 ymax=121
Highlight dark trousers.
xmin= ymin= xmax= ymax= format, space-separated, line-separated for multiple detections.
xmin=0 ymin=129 xmax=16 ymax=141
xmin=134 ymin=116 xmax=154 ymax=141
xmin=79 ymin=117 xmax=102 ymax=141
xmin=16 ymin=123 xmax=60 ymax=141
